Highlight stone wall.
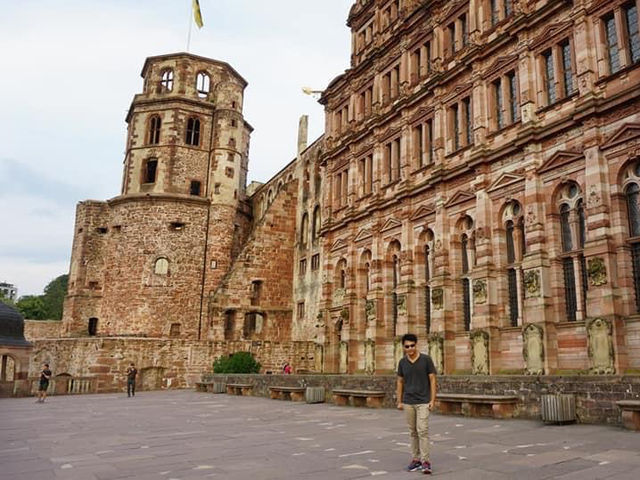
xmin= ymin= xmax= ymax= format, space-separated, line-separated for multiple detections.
xmin=203 ymin=373 xmax=640 ymax=426
xmin=29 ymin=337 xmax=315 ymax=393
xmin=24 ymin=320 xmax=63 ymax=339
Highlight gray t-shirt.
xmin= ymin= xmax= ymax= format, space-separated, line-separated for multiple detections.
xmin=397 ymin=353 xmax=437 ymax=405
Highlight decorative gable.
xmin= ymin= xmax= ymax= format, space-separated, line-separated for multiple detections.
xmin=487 ymin=172 xmax=525 ymax=193
xmin=482 ymin=54 xmax=518 ymax=79
xmin=354 ymin=228 xmax=373 ymax=243
xmin=410 ymin=205 xmax=436 ymax=221
xmin=445 ymin=190 xmax=476 ymax=208
xmin=380 ymin=218 xmax=402 ymax=233
xmin=601 ymin=123 xmax=640 ymax=150
xmin=537 ymin=151 xmax=584 ymax=174
xmin=531 ymin=21 xmax=573 ymax=50
xmin=330 ymin=238 xmax=348 ymax=252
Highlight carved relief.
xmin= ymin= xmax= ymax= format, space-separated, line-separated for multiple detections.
xmin=397 ymin=295 xmax=407 ymax=316
xmin=473 ymin=279 xmax=487 ymax=304
xmin=314 ymin=343 xmax=324 ymax=373
xmin=524 ymin=269 xmax=541 ymax=297
xmin=587 ymin=257 xmax=607 ymax=286
xmin=431 ymin=288 xmax=444 ymax=310
xmin=470 ymin=329 xmax=489 ymax=375
xmin=339 ymin=341 xmax=348 ymax=373
xmin=525 ymin=205 xmax=537 ymax=226
xmin=340 ymin=307 xmax=350 ymax=322
xmin=365 ymin=299 xmax=376 ymax=324
xmin=333 ymin=288 xmax=345 ymax=304
xmin=364 ymin=338 xmax=375 ymax=374
xmin=587 ymin=318 xmax=615 ymax=374
xmin=587 ymin=184 xmax=601 ymax=208
xmin=522 ymin=324 xmax=544 ymax=375
xmin=427 ymin=333 xmax=444 ymax=374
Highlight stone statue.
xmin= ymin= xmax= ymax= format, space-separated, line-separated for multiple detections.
xmin=364 ymin=339 xmax=375 ymax=374
xmin=314 ymin=343 xmax=324 ymax=372
xmin=473 ymin=279 xmax=487 ymax=304
xmin=431 ymin=288 xmax=444 ymax=310
xmin=397 ymin=295 xmax=407 ymax=316
xmin=365 ymin=300 xmax=376 ymax=324
xmin=427 ymin=333 xmax=444 ymax=374
xmin=522 ymin=323 xmax=544 ymax=375
xmin=470 ymin=330 xmax=489 ymax=375
xmin=339 ymin=341 xmax=348 ymax=373
xmin=587 ymin=318 xmax=615 ymax=374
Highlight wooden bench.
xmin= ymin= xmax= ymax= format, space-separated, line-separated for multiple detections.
xmin=226 ymin=383 xmax=253 ymax=396
xmin=436 ymin=393 xmax=519 ymax=418
xmin=332 ymin=389 xmax=386 ymax=408
xmin=268 ymin=386 xmax=306 ymax=402
xmin=617 ymin=400 xmax=640 ymax=430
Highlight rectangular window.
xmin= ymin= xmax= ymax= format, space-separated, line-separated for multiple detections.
xmin=366 ymin=154 xmax=373 ymax=193
xmin=311 ymin=253 xmax=320 ymax=271
xmin=463 ymin=278 xmax=472 ymax=331
xmin=562 ymin=258 xmax=577 ymax=322
xmin=385 ymin=142 xmax=392 ymax=183
xmin=494 ymin=78 xmax=504 ymax=129
xmin=426 ymin=119 xmax=434 ymax=163
xmin=411 ymin=47 xmax=422 ymax=83
xmin=461 ymin=13 xmax=469 ymax=47
xmin=505 ymin=0 xmax=513 ymax=17
xmin=189 ymin=180 xmax=201 ymax=196
xmin=625 ymin=2 xmax=640 ymax=64
xmin=561 ymin=40 xmax=575 ymax=96
xmin=413 ymin=124 xmax=424 ymax=167
xmin=448 ymin=23 xmax=456 ymax=54
xmin=631 ymin=243 xmax=640 ymax=312
xmin=491 ymin=0 xmax=499 ymax=26
xmin=604 ymin=13 xmax=621 ymax=73
xmin=424 ymin=40 xmax=432 ymax=75
xmin=508 ymin=268 xmax=519 ymax=326
xmin=451 ymin=104 xmax=460 ymax=150
xmin=543 ymin=49 xmax=556 ymax=104
xmin=507 ymin=71 xmax=518 ymax=122
xmin=299 ymin=258 xmax=307 ymax=275
xmin=251 ymin=280 xmax=262 ymax=306
xmin=463 ymin=97 xmax=472 ymax=146
xmin=297 ymin=301 xmax=305 ymax=319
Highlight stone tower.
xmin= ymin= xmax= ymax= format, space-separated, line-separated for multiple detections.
xmin=62 ymin=53 xmax=253 ymax=340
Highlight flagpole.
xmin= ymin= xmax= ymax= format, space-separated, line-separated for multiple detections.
xmin=186 ymin=0 xmax=193 ymax=52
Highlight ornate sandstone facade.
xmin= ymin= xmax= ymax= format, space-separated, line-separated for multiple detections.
xmin=26 ymin=0 xmax=640 ymax=389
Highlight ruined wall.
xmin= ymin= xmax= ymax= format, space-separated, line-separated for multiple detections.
xmin=30 ymin=338 xmax=315 ymax=392
xmin=206 ymin=180 xmax=299 ymax=342
xmin=24 ymin=320 xmax=62 ymax=340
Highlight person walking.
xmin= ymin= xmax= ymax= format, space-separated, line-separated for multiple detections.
xmin=36 ymin=363 xmax=52 ymax=403
xmin=396 ymin=333 xmax=437 ymax=474
xmin=126 ymin=363 xmax=138 ymax=397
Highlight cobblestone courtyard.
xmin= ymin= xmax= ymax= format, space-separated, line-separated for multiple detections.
xmin=1 ymin=390 xmax=640 ymax=479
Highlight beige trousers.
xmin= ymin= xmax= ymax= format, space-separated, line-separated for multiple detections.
xmin=404 ymin=403 xmax=430 ymax=462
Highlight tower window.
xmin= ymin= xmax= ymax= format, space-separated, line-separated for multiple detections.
xmin=190 ymin=180 xmax=202 ymax=196
xmin=196 ymin=72 xmax=210 ymax=98
xmin=154 ymin=257 xmax=169 ymax=275
xmin=160 ymin=69 xmax=174 ymax=91
xmin=143 ymin=158 xmax=158 ymax=184
xmin=185 ymin=117 xmax=201 ymax=146
xmin=88 ymin=318 xmax=98 ymax=336
xmin=148 ymin=116 xmax=161 ymax=144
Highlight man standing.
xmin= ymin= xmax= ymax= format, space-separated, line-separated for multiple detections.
xmin=396 ymin=333 xmax=437 ymax=474
xmin=126 ymin=363 xmax=138 ymax=397
xmin=37 ymin=363 xmax=52 ymax=403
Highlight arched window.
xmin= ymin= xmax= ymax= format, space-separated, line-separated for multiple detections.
xmin=154 ymin=257 xmax=169 ymax=275
xmin=161 ymin=69 xmax=174 ymax=91
xmin=503 ymin=200 xmax=525 ymax=327
xmin=143 ymin=158 xmax=158 ymax=184
xmin=148 ymin=116 xmax=161 ymax=144
xmin=300 ymin=213 xmax=309 ymax=247
xmin=335 ymin=259 xmax=348 ymax=290
xmin=196 ymin=72 xmax=210 ymax=98
xmin=185 ymin=117 xmax=201 ymax=146
xmin=312 ymin=206 xmax=321 ymax=241
xmin=556 ymin=183 xmax=586 ymax=321
xmin=626 ymin=182 xmax=640 ymax=237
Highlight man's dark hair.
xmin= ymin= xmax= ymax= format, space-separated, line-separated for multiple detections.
xmin=401 ymin=333 xmax=418 ymax=344
xmin=44 ymin=363 xmax=49 ymax=367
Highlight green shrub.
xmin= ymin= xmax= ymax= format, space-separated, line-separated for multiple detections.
xmin=213 ymin=352 xmax=261 ymax=373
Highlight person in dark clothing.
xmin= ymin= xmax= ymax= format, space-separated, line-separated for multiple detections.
xmin=126 ymin=363 xmax=138 ymax=397
xmin=37 ymin=363 xmax=52 ymax=403
xmin=396 ymin=333 xmax=437 ymax=474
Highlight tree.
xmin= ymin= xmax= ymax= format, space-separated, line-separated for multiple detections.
xmin=13 ymin=274 xmax=69 ymax=320
xmin=41 ymin=274 xmax=68 ymax=320
xmin=16 ymin=295 xmax=47 ymax=320
xmin=0 ymin=291 xmax=16 ymax=307
xmin=213 ymin=352 xmax=261 ymax=373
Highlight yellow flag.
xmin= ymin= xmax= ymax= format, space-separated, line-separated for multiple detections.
xmin=192 ymin=0 xmax=204 ymax=28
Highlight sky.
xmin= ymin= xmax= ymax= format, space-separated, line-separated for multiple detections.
xmin=0 ymin=0 xmax=354 ymax=297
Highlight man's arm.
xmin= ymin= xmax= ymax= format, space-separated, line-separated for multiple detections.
xmin=428 ymin=373 xmax=436 ymax=409
xmin=396 ymin=376 xmax=404 ymax=410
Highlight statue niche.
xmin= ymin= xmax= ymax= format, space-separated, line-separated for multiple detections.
xmin=339 ymin=341 xmax=348 ymax=373
xmin=470 ymin=330 xmax=489 ymax=375
xmin=522 ymin=323 xmax=544 ymax=375
xmin=427 ymin=333 xmax=444 ymax=374
xmin=314 ymin=343 xmax=324 ymax=372
xmin=364 ymin=339 xmax=375 ymax=374
xmin=587 ymin=318 xmax=615 ymax=374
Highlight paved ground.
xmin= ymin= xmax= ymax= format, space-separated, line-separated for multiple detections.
xmin=1 ymin=390 xmax=640 ymax=480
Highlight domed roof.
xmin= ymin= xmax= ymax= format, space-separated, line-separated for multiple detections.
xmin=0 ymin=302 xmax=31 ymax=347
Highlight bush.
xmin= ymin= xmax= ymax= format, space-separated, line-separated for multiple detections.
xmin=213 ymin=352 xmax=261 ymax=373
